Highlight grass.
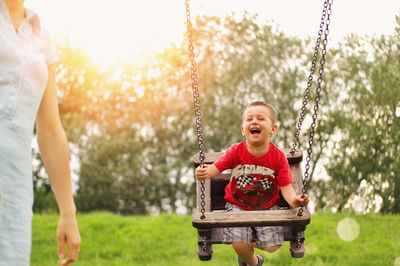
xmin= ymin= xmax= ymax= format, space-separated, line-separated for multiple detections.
xmin=31 ymin=212 xmax=400 ymax=266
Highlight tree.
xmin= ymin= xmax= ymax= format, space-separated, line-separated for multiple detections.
xmin=190 ymin=14 xmax=311 ymax=151
xmin=76 ymin=130 xmax=146 ymax=213
xmin=72 ymin=43 xmax=199 ymax=214
xmin=314 ymin=18 xmax=400 ymax=213
xmin=37 ymin=14 xmax=329 ymax=214
xmin=32 ymin=37 xmax=97 ymax=212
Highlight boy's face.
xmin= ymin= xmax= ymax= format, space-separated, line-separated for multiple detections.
xmin=241 ymin=105 xmax=277 ymax=147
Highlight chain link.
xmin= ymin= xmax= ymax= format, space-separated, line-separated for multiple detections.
xmin=292 ymin=0 xmax=333 ymax=217
xmin=296 ymin=231 xmax=302 ymax=249
xmin=185 ymin=0 xmax=206 ymax=220
xmin=202 ymin=235 xmax=207 ymax=251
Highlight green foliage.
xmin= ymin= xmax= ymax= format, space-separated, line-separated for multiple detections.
xmin=31 ymin=212 xmax=400 ymax=265
xmin=32 ymin=150 xmax=58 ymax=212
xmin=192 ymin=14 xmax=310 ymax=150
xmin=46 ymin=14 xmax=311 ymax=215
xmin=32 ymin=187 xmax=58 ymax=213
xmin=33 ymin=13 xmax=400 ymax=215
xmin=314 ymin=18 xmax=400 ymax=213
xmin=54 ymin=37 xmax=198 ymax=214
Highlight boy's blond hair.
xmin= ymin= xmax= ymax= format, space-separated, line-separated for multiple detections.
xmin=243 ymin=101 xmax=277 ymax=125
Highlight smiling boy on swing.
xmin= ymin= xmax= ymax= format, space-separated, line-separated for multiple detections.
xmin=195 ymin=100 xmax=309 ymax=266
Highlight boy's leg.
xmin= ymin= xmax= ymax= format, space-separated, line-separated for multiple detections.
xmin=259 ymin=245 xmax=280 ymax=253
xmin=224 ymin=203 xmax=264 ymax=265
xmin=232 ymin=242 xmax=258 ymax=265
xmin=253 ymin=224 xmax=283 ymax=253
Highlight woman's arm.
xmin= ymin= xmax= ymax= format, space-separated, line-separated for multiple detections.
xmin=36 ymin=64 xmax=81 ymax=266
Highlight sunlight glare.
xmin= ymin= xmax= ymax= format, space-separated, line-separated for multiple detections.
xmin=351 ymin=196 xmax=367 ymax=214
xmin=394 ymin=257 xmax=400 ymax=266
xmin=32 ymin=0 xmax=186 ymax=68
xmin=75 ymin=1 xmax=175 ymax=68
xmin=135 ymin=86 xmax=145 ymax=98
xmin=103 ymin=91 xmax=110 ymax=100
xmin=336 ymin=217 xmax=360 ymax=242
xmin=29 ymin=0 xmax=400 ymax=69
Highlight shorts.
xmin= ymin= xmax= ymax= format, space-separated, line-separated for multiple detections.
xmin=223 ymin=203 xmax=284 ymax=248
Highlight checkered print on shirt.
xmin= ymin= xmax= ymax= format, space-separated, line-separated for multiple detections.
xmin=257 ymin=177 xmax=272 ymax=189
xmin=235 ymin=175 xmax=254 ymax=188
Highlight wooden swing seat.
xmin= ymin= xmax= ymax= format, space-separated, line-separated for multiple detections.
xmin=191 ymin=148 xmax=310 ymax=260
xmin=192 ymin=207 xmax=310 ymax=229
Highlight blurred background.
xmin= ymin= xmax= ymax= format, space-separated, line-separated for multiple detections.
xmin=25 ymin=1 xmax=400 ymax=265
xmin=27 ymin=0 xmax=400 ymax=216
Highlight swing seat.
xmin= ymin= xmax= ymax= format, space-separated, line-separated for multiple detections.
xmin=191 ymin=149 xmax=310 ymax=260
xmin=192 ymin=207 xmax=310 ymax=229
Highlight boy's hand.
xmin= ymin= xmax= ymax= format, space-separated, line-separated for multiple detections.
xmin=195 ymin=164 xmax=221 ymax=181
xmin=196 ymin=164 xmax=219 ymax=181
xmin=294 ymin=194 xmax=310 ymax=207
xmin=195 ymin=165 xmax=210 ymax=181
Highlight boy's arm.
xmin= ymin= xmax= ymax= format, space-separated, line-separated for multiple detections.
xmin=280 ymin=184 xmax=309 ymax=208
xmin=195 ymin=164 xmax=220 ymax=181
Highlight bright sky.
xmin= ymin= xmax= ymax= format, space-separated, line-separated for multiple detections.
xmin=27 ymin=0 xmax=400 ymax=67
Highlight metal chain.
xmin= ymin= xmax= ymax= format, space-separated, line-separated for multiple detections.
xmin=292 ymin=0 xmax=333 ymax=219
xmin=296 ymin=231 xmax=302 ymax=249
xmin=291 ymin=0 xmax=329 ymax=155
xmin=202 ymin=235 xmax=207 ymax=251
xmin=185 ymin=0 xmax=206 ymax=221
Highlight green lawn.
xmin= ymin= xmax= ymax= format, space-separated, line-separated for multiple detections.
xmin=31 ymin=212 xmax=400 ymax=265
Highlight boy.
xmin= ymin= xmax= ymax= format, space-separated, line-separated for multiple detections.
xmin=195 ymin=101 xmax=309 ymax=266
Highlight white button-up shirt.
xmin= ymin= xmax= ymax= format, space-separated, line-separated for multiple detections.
xmin=0 ymin=1 xmax=57 ymax=130
xmin=0 ymin=3 xmax=58 ymax=264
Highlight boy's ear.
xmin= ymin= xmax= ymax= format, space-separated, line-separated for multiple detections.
xmin=270 ymin=124 xmax=278 ymax=135
xmin=241 ymin=126 xmax=245 ymax=137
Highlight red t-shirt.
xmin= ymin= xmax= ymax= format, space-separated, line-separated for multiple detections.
xmin=214 ymin=141 xmax=293 ymax=210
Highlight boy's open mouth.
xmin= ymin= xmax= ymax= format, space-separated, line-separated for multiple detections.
xmin=250 ymin=129 xmax=261 ymax=135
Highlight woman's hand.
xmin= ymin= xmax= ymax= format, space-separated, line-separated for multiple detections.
xmin=57 ymin=215 xmax=81 ymax=266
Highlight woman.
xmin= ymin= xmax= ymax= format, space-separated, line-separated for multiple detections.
xmin=0 ymin=0 xmax=81 ymax=265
